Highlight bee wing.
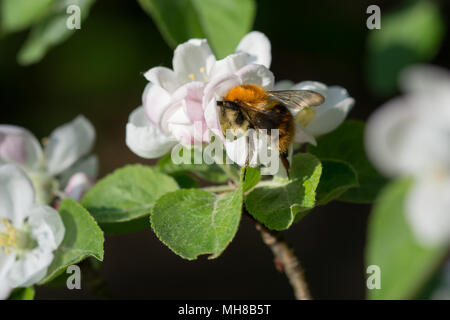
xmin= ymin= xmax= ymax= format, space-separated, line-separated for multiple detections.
xmin=268 ymin=90 xmax=324 ymax=110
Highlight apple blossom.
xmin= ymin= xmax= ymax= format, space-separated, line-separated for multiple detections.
xmin=366 ymin=64 xmax=450 ymax=247
xmin=273 ymin=80 xmax=355 ymax=145
xmin=0 ymin=115 xmax=97 ymax=204
xmin=126 ymin=31 xmax=271 ymax=158
xmin=0 ymin=164 xmax=65 ymax=300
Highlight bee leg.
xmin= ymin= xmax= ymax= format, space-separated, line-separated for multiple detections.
xmin=280 ymin=152 xmax=290 ymax=179
xmin=243 ymin=134 xmax=250 ymax=181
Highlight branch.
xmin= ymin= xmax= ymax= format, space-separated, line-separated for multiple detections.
xmin=254 ymin=221 xmax=312 ymax=300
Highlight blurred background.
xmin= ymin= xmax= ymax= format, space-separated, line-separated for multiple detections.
xmin=1 ymin=0 xmax=449 ymax=299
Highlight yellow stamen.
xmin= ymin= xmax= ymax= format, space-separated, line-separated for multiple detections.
xmin=295 ymin=107 xmax=316 ymax=127
xmin=0 ymin=218 xmax=19 ymax=254
xmin=188 ymin=73 xmax=195 ymax=80
xmin=200 ymin=67 xmax=205 ymax=73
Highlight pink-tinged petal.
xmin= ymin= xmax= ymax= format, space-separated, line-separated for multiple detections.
xmin=126 ymin=107 xmax=177 ymax=159
xmin=236 ymin=31 xmax=272 ymax=68
xmin=144 ymin=66 xmax=179 ymax=93
xmin=45 ymin=116 xmax=95 ymax=176
xmin=58 ymin=155 xmax=98 ymax=189
xmin=209 ymin=52 xmax=250 ymax=79
xmin=0 ymin=164 xmax=35 ymax=226
xmin=64 ymin=172 xmax=93 ymax=202
xmin=406 ymin=173 xmax=450 ymax=247
xmin=172 ymin=39 xmax=216 ymax=84
xmin=142 ymin=83 xmax=172 ymax=127
xmin=236 ymin=64 xmax=274 ymax=89
xmin=0 ymin=125 xmax=43 ymax=169
xmin=171 ymin=82 xmax=208 ymax=142
xmin=294 ymin=124 xmax=317 ymax=145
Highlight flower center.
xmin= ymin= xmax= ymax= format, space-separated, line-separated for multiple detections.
xmin=0 ymin=218 xmax=36 ymax=255
xmin=188 ymin=67 xmax=209 ymax=82
xmin=295 ymin=107 xmax=316 ymax=127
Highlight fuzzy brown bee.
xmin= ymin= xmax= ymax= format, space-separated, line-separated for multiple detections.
xmin=217 ymin=84 xmax=324 ymax=175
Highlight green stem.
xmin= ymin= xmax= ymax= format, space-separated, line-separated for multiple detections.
xmin=202 ymin=184 xmax=237 ymax=193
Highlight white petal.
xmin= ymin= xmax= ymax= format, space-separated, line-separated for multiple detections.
xmin=173 ymin=39 xmax=216 ymax=84
xmin=236 ymin=31 xmax=271 ymax=68
xmin=6 ymin=205 xmax=64 ymax=288
xmin=0 ymin=281 xmax=12 ymax=300
xmin=142 ymin=82 xmax=172 ymax=127
xmin=28 ymin=205 xmax=65 ymax=249
xmin=273 ymin=80 xmax=294 ymax=90
xmin=294 ymin=124 xmax=317 ymax=145
xmin=58 ymin=155 xmax=98 ymax=189
xmin=0 ymin=251 xmax=15 ymax=294
xmin=0 ymin=125 xmax=43 ymax=170
xmin=144 ymin=66 xmax=179 ymax=93
xmin=209 ymin=52 xmax=250 ymax=79
xmin=291 ymin=81 xmax=328 ymax=92
xmin=64 ymin=172 xmax=93 ymax=202
xmin=406 ymin=173 xmax=450 ymax=247
xmin=0 ymin=164 xmax=34 ymax=226
xmin=400 ymin=64 xmax=450 ymax=94
xmin=45 ymin=116 xmax=95 ymax=176
xmin=306 ymin=95 xmax=354 ymax=136
xmin=236 ymin=64 xmax=274 ymax=89
xmin=126 ymin=106 xmax=177 ymax=159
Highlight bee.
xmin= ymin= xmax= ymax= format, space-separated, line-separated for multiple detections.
xmin=217 ymin=84 xmax=324 ymax=176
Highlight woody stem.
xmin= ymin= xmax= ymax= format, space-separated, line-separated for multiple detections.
xmin=253 ymin=218 xmax=312 ymax=300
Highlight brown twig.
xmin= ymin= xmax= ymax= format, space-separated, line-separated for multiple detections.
xmin=250 ymin=213 xmax=312 ymax=300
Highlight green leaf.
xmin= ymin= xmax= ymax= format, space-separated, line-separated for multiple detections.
xmin=190 ymin=0 xmax=256 ymax=58
xmin=137 ymin=0 xmax=256 ymax=58
xmin=40 ymin=199 xmax=104 ymax=284
xmin=316 ymin=159 xmax=358 ymax=205
xmin=157 ymin=150 xmax=229 ymax=183
xmin=17 ymin=0 xmax=96 ymax=65
xmin=366 ymin=0 xmax=445 ymax=96
xmin=366 ymin=178 xmax=447 ymax=299
xmin=242 ymin=167 xmax=261 ymax=192
xmin=1 ymin=0 xmax=56 ymax=33
xmin=150 ymin=168 xmax=247 ymax=260
xmin=245 ymin=153 xmax=322 ymax=230
xmin=137 ymin=0 xmax=206 ymax=48
xmin=82 ymin=164 xmax=179 ymax=224
xmin=308 ymin=120 xmax=387 ymax=203
xmin=8 ymin=287 xmax=35 ymax=300
xmin=170 ymin=172 xmax=199 ymax=189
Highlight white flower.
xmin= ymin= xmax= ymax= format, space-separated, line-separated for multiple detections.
xmin=0 ymin=116 xmax=98 ymax=204
xmin=126 ymin=31 xmax=271 ymax=158
xmin=0 ymin=164 xmax=65 ymax=299
xmin=273 ymin=80 xmax=355 ymax=145
xmin=366 ymin=64 xmax=450 ymax=247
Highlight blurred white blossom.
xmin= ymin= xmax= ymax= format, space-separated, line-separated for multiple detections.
xmin=0 ymin=164 xmax=65 ymax=300
xmin=0 ymin=116 xmax=98 ymax=204
xmin=366 ymin=64 xmax=450 ymax=247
